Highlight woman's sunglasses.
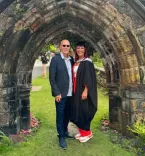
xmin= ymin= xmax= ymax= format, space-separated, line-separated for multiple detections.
xmin=62 ymin=45 xmax=70 ymax=47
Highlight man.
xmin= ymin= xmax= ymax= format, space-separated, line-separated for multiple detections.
xmin=49 ymin=40 xmax=74 ymax=149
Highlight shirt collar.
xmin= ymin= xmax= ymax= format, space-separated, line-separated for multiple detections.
xmin=60 ymin=52 xmax=71 ymax=60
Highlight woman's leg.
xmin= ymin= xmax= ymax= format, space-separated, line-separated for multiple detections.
xmin=42 ymin=64 xmax=46 ymax=78
xmin=79 ymin=128 xmax=92 ymax=137
xmin=75 ymin=128 xmax=92 ymax=140
xmin=78 ymin=128 xmax=93 ymax=142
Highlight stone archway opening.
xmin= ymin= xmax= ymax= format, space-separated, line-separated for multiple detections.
xmin=0 ymin=0 xmax=145 ymax=135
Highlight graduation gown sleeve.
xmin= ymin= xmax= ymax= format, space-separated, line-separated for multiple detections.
xmin=82 ymin=60 xmax=97 ymax=109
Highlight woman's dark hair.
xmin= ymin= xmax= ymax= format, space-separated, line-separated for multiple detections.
xmin=74 ymin=46 xmax=88 ymax=61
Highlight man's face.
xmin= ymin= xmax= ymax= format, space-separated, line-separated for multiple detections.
xmin=60 ymin=40 xmax=70 ymax=55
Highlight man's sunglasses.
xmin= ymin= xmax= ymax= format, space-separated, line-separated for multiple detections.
xmin=62 ymin=45 xmax=70 ymax=47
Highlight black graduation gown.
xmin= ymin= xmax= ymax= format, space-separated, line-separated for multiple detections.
xmin=71 ymin=59 xmax=97 ymax=130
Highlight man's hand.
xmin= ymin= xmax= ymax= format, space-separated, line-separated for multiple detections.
xmin=55 ymin=95 xmax=62 ymax=102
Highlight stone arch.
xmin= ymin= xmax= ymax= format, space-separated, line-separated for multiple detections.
xmin=0 ymin=0 xmax=145 ymax=135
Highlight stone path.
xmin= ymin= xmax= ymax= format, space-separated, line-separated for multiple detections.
xmin=31 ymin=86 xmax=42 ymax=91
xmin=68 ymin=122 xmax=79 ymax=135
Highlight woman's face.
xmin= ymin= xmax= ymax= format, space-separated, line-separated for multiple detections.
xmin=76 ymin=46 xmax=85 ymax=58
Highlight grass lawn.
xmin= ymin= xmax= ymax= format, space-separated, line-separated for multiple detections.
xmin=0 ymin=76 xmax=135 ymax=156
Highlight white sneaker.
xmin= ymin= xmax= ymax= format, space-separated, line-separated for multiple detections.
xmin=74 ymin=133 xmax=81 ymax=140
xmin=79 ymin=133 xmax=93 ymax=143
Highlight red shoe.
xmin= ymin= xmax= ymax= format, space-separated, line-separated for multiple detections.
xmin=74 ymin=133 xmax=81 ymax=140
xmin=79 ymin=133 xmax=93 ymax=143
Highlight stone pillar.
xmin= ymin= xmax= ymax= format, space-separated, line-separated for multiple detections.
xmin=17 ymin=71 xmax=32 ymax=130
xmin=0 ymin=73 xmax=20 ymax=135
xmin=108 ymin=84 xmax=121 ymax=131
xmin=120 ymin=85 xmax=145 ymax=135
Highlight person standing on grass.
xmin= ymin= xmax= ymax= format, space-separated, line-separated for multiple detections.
xmin=41 ymin=52 xmax=49 ymax=78
xmin=71 ymin=42 xmax=97 ymax=143
xmin=49 ymin=39 xmax=74 ymax=150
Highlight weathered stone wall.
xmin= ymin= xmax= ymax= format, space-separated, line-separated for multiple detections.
xmin=95 ymin=67 xmax=107 ymax=88
xmin=0 ymin=73 xmax=20 ymax=134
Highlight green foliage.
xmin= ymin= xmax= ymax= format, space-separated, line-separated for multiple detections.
xmin=101 ymin=112 xmax=109 ymax=120
xmin=127 ymin=114 xmax=145 ymax=155
xmin=0 ymin=131 xmax=12 ymax=149
xmin=0 ymin=32 xmax=2 ymax=37
xmin=128 ymin=115 xmax=145 ymax=141
xmin=100 ymin=117 xmax=143 ymax=155
xmin=99 ymin=86 xmax=108 ymax=95
xmin=90 ymin=52 xmax=103 ymax=67
xmin=42 ymin=43 xmax=57 ymax=52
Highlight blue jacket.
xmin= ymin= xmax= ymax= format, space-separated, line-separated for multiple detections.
xmin=49 ymin=53 xmax=74 ymax=98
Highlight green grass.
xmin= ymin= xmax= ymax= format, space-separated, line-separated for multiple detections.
xmin=0 ymin=76 xmax=135 ymax=156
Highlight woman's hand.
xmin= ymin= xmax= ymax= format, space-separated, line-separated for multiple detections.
xmin=81 ymin=89 xmax=88 ymax=100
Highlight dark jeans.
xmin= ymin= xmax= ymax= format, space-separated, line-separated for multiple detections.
xmin=55 ymin=97 xmax=71 ymax=137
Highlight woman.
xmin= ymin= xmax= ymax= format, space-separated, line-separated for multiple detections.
xmin=71 ymin=42 xmax=97 ymax=143
xmin=41 ymin=52 xmax=48 ymax=78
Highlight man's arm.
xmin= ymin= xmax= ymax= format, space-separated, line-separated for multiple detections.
xmin=49 ymin=57 xmax=61 ymax=96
